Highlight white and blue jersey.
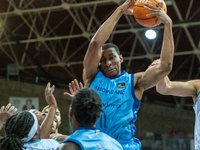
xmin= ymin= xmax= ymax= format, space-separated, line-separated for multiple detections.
xmin=89 ymin=70 xmax=141 ymax=150
xmin=193 ymin=92 xmax=200 ymax=150
xmin=63 ymin=127 xmax=123 ymax=150
xmin=23 ymin=139 xmax=60 ymax=150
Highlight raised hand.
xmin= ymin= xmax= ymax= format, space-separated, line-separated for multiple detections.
xmin=121 ymin=0 xmax=135 ymax=15
xmin=144 ymin=2 xmax=172 ymax=24
xmin=64 ymin=79 xmax=83 ymax=100
xmin=45 ymin=82 xmax=57 ymax=108
xmin=0 ymin=103 xmax=17 ymax=130
xmin=40 ymin=82 xmax=57 ymax=139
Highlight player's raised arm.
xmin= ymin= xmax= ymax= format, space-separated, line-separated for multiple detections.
xmin=148 ymin=60 xmax=199 ymax=103
xmin=135 ymin=2 xmax=174 ymax=96
xmin=83 ymin=0 xmax=135 ymax=87
xmin=40 ymin=82 xmax=57 ymax=139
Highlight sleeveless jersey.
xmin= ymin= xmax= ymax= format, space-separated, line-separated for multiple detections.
xmin=63 ymin=127 xmax=123 ymax=150
xmin=193 ymin=92 xmax=200 ymax=150
xmin=89 ymin=70 xmax=141 ymax=148
xmin=23 ymin=139 xmax=60 ymax=150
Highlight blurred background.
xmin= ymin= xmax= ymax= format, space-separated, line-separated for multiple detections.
xmin=0 ymin=0 xmax=200 ymax=149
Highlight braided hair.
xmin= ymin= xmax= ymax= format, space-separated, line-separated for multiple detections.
xmin=0 ymin=111 xmax=34 ymax=150
xmin=72 ymin=88 xmax=103 ymax=125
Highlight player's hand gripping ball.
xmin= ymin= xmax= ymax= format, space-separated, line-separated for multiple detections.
xmin=133 ymin=0 xmax=167 ymax=27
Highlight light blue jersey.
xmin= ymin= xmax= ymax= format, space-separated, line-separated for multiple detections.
xmin=193 ymin=92 xmax=200 ymax=150
xmin=23 ymin=139 xmax=60 ymax=150
xmin=63 ymin=127 xmax=123 ymax=150
xmin=89 ymin=70 xmax=141 ymax=150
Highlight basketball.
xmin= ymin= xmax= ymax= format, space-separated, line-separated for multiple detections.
xmin=133 ymin=0 xmax=167 ymax=27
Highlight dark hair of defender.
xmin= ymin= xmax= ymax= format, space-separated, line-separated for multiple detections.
xmin=0 ymin=111 xmax=34 ymax=150
xmin=72 ymin=88 xmax=104 ymax=125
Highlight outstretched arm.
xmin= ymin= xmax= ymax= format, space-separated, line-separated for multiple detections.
xmin=156 ymin=77 xmax=200 ymax=103
xmin=135 ymin=2 xmax=174 ymax=99
xmin=149 ymin=60 xmax=199 ymax=103
xmin=40 ymin=82 xmax=57 ymax=139
xmin=0 ymin=103 xmax=17 ymax=130
xmin=83 ymin=0 xmax=135 ymax=87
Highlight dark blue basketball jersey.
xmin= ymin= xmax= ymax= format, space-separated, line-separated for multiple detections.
xmin=89 ymin=70 xmax=141 ymax=142
xmin=63 ymin=127 xmax=123 ymax=150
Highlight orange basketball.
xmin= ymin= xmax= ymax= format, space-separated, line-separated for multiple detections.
xmin=133 ymin=0 xmax=167 ymax=27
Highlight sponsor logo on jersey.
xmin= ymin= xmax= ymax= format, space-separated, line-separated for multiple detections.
xmin=95 ymin=130 xmax=99 ymax=134
xmin=117 ymin=82 xmax=126 ymax=88
xmin=103 ymin=102 xmax=121 ymax=108
xmin=94 ymin=86 xmax=125 ymax=95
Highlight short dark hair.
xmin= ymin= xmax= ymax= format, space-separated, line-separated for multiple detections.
xmin=102 ymin=43 xmax=120 ymax=55
xmin=72 ymin=88 xmax=103 ymax=125
xmin=0 ymin=111 xmax=34 ymax=150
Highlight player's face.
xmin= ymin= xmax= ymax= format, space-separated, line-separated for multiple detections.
xmin=33 ymin=110 xmax=46 ymax=125
xmin=42 ymin=107 xmax=61 ymax=132
xmin=51 ymin=117 xmax=59 ymax=133
xmin=99 ymin=48 xmax=123 ymax=78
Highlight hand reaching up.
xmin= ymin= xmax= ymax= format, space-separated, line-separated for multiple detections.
xmin=64 ymin=79 xmax=83 ymax=100
xmin=41 ymin=83 xmax=57 ymax=139
xmin=0 ymin=103 xmax=17 ymax=130
xmin=45 ymin=82 xmax=57 ymax=108
xmin=121 ymin=0 xmax=135 ymax=15
xmin=144 ymin=2 xmax=172 ymax=25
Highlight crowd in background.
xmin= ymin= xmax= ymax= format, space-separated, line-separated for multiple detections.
xmin=141 ymin=129 xmax=194 ymax=150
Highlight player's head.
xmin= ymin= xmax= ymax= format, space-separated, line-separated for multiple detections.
xmin=0 ymin=111 xmax=39 ymax=150
xmin=70 ymin=88 xmax=103 ymax=130
xmin=42 ymin=105 xmax=61 ymax=133
xmin=102 ymin=43 xmax=120 ymax=55
xmin=32 ymin=109 xmax=47 ymax=125
xmin=100 ymin=43 xmax=123 ymax=78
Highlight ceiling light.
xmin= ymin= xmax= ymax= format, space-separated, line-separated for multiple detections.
xmin=145 ymin=29 xmax=157 ymax=40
